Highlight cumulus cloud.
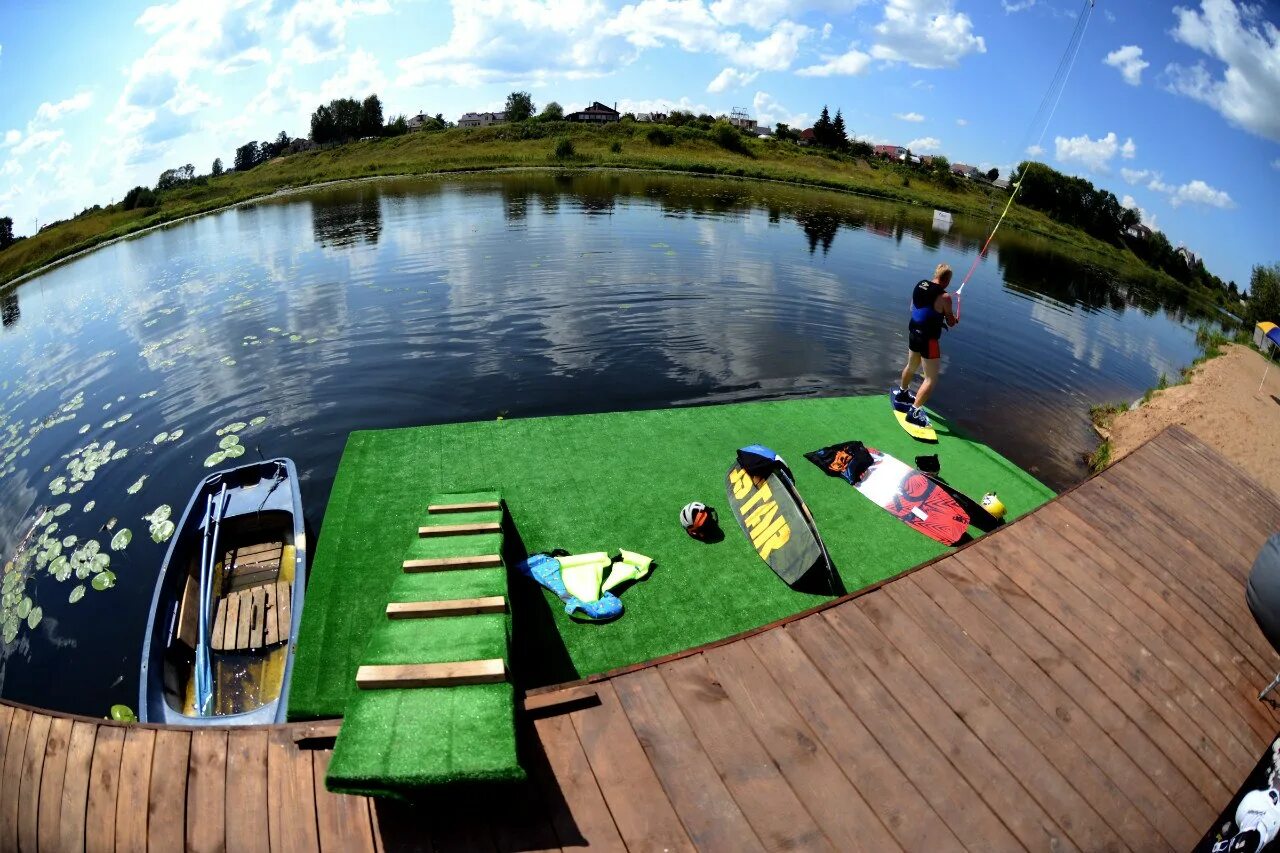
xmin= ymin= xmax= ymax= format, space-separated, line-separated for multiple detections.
xmin=618 ymin=95 xmax=712 ymax=116
xmin=907 ymin=136 xmax=940 ymax=151
xmin=707 ymin=67 xmax=757 ymax=92
xmin=1121 ymin=194 xmax=1159 ymax=231
xmin=752 ymin=91 xmax=809 ymax=130
xmin=1147 ymin=174 xmax=1173 ymax=193
xmin=955 ymin=117 xmax=967 ymax=126
xmin=822 ymin=22 xmax=833 ymax=39
xmin=1026 ymin=143 xmax=1044 ymax=156
xmin=1170 ymin=179 xmax=1234 ymax=208
xmin=1104 ymin=45 xmax=1149 ymax=85
xmin=894 ymin=111 xmax=924 ymax=122
xmin=1165 ymin=0 xmax=1280 ymax=142
xmin=870 ymin=0 xmax=986 ymax=68
xmin=708 ymin=0 xmax=863 ymax=30
xmin=1002 ymin=0 xmax=1035 ymax=10
xmin=281 ymin=0 xmax=390 ymax=63
xmin=796 ymin=45 xmax=871 ymax=76
xmin=34 ymin=92 xmax=94 ymax=123
xmin=1053 ymin=131 xmax=1135 ymax=172
xmin=1273 ymin=158 xmax=1280 ymax=170
xmin=3 ymin=130 xmax=20 ymax=147
xmin=11 ymin=129 xmax=63 ymax=157
xmin=1121 ymin=167 xmax=1151 ymax=184
xmin=604 ymin=2 xmax=811 ymax=70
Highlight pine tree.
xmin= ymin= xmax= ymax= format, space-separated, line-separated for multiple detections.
xmin=831 ymin=109 xmax=847 ymax=151
xmin=814 ymin=106 xmax=832 ymax=147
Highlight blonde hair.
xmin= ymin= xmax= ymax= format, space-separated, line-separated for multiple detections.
xmin=934 ymin=263 xmax=953 ymax=284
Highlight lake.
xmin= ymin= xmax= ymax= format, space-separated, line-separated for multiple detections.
xmin=0 ymin=170 xmax=1221 ymax=715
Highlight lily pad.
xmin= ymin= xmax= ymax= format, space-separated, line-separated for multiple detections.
xmin=26 ymin=607 xmax=41 ymax=630
xmin=225 ymin=422 xmax=247 ymax=434
xmin=289 ymin=334 xmax=302 ymax=342
xmin=92 ymin=553 xmax=110 ymax=572
xmin=68 ymin=585 xmax=85 ymax=604
xmin=111 ymin=529 xmax=132 ymax=551
xmin=152 ymin=431 xmax=169 ymax=445
xmin=218 ymin=435 xmax=240 ymax=450
xmin=17 ymin=597 xmax=31 ymax=619
xmin=50 ymin=557 xmax=71 ymax=581
xmin=84 ymin=501 xmax=95 ymax=513
xmin=2 ymin=620 xmax=17 ymax=644
xmin=127 ymin=475 xmax=147 ymax=495
xmin=111 ymin=449 xmax=128 ymax=461
xmin=38 ymin=510 xmax=54 ymax=526
xmin=150 ymin=520 xmax=175 ymax=543
xmin=49 ymin=477 xmax=67 ymax=495
xmin=53 ymin=503 xmax=70 ymax=516
xmin=69 ymin=482 xmax=84 ymax=494
xmin=44 ymin=523 xmax=58 ymax=537
xmin=249 ymin=416 xmax=267 ymax=427
xmin=62 ymin=535 xmax=77 ymax=548
xmin=223 ymin=444 xmax=246 ymax=459
xmin=103 ymin=419 xmax=116 ymax=430
xmin=118 ymin=413 xmax=132 ymax=423
xmin=203 ymin=450 xmax=227 ymax=467
xmin=146 ymin=504 xmax=172 ymax=523
xmin=169 ymin=428 xmax=183 ymax=441
xmin=92 ymin=570 xmax=116 ymax=591
xmin=78 ymin=424 xmax=91 ymax=435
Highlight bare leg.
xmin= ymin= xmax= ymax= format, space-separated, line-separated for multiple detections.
xmin=914 ymin=356 xmax=941 ymax=408
xmin=899 ymin=351 xmax=921 ymax=391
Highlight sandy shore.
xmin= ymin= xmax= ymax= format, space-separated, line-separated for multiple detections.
xmin=1107 ymin=343 xmax=1280 ymax=496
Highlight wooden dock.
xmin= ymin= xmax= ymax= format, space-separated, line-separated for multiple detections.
xmin=0 ymin=426 xmax=1276 ymax=851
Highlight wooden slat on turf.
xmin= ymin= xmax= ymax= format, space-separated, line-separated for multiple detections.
xmin=17 ymin=710 xmax=51 ymax=851
xmin=568 ymin=682 xmax=695 ymax=852
xmin=403 ymin=555 xmax=503 ymax=572
xmin=150 ymin=729 xmax=191 ymax=853
xmin=186 ymin=729 xmax=227 ymax=853
xmin=417 ymin=522 xmax=501 ymax=537
xmin=613 ymin=667 xmax=765 ymax=852
xmin=226 ymin=730 xmax=269 ymax=852
xmin=428 ymin=501 xmax=501 ymax=514
xmin=85 ymin=724 xmax=125 ymax=853
xmin=386 ymin=597 xmax=506 ymax=619
xmin=267 ymin=727 xmax=319 ymax=853
xmin=59 ymin=720 xmax=97 ymax=853
xmin=115 ymin=726 xmax=157 ymax=852
xmin=0 ymin=707 xmax=32 ymax=851
xmin=356 ymin=660 xmax=506 ymax=689
xmin=312 ymin=750 xmax=376 ymax=853
xmin=38 ymin=716 xmax=73 ymax=852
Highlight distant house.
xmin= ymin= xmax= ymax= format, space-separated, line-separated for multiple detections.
xmin=567 ymin=101 xmax=620 ymax=123
xmin=993 ymin=178 xmax=1011 ymax=190
xmin=1175 ymin=246 xmax=1199 ymax=266
xmin=636 ymin=112 xmax=668 ymax=123
xmin=873 ymin=144 xmax=908 ymax=161
xmin=407 ymin=113 xmax=432 ymax=130
xmin=725 ymin=108 xmax=756 ymax=133
xmin=459 ymin=111 xmax=506 ymax=128
xmin=919 ymin=155 xmax=937 ymax=167
xmin=799 ymin=128 xmax=816 ymax=145
xmin=951 ymin=163 xmax=980 ymax=179
xmin=1126 ymin=223 xmax=1153 ymax=240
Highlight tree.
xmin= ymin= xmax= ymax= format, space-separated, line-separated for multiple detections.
xmin=359 ymin=94 xmax=384 ymax=137
xmin=831 ymin=109 xmax=847 ymax=151
xmin=156 ymin=164 xmax=195 ymax=190
xmin=211 ymin=157 xmax=223 ymax=177
xmin=1246 ymin=263 xmax=1280 ymax=328
xmin=813 ymin=106 xmax=832 ymax=148
xmin=0 ymin=217 xmax=13 ymax=251
xmin=384 ymin=115 xmax=409 ymax=136
xmin=234 ymin=141 xmax=260 ymax=172
xmin=539 ymin=101 xmax=564 ymax=121
xmin=122 ymin=186 xmax=158 ymax=210
xmin=505 ymin=91 xmax=534 ymax=122
xmin=986 ymin=167 xmax=998 ymax=181
xmin=311 ymin=104 xmax=337 ymax=144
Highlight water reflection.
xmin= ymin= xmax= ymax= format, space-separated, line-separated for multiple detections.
xmin=0 ymin=170 xmax=1224 ymax=716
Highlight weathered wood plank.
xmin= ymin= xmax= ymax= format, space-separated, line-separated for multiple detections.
xmin=402 ymin=555 xmax=503 ymax=572
xmin=569 ymin=681 xmax=695 ymax=852
xmin=16 ymin=709 xmax=51 ymax=852
xmin=236 ymin=587 xmax=254 ymax=651
xmin=278 ymin=579 xmax=292 ymax=644
xmin=613 ymin=667 xmax=765 ymax=852
xmin=186 ymin=728 xmax=227 ymax=853
xmin=661 ymin=654 xmax=834 ymax=851
xmin=0 ymin=707 xmax=32 ymax=851
xmin=149 ymin=728 xmax=191 ymax=853
xmin=312 ymin=750 xmax=375 ymax=853
xmin=84 ymin=724 xmax=125 ymax=853
xmin=115 ymin=726 xmax=157 ymax=852
xmin=264 ymin=582 xmax=281 ymax=646
xmin=385 ymin=597 xmax=506 ymax=619
xmin=528 ymin=712 xmax=625 ymax=851
xmin=355 ymin=660 xmax=506 ymax=689
xmin=225 ymin=729 xmax=269 ymax=852
xmin=417 ymin=522 xmax=501 ymax=537
xmin=58 ymin=720 xmax=98 ymax=853
xmin=38 ymin=716 xmax=73 ymax=853
xmin=428 ymin=501 xmax=501 ymax=514
xmin=221 ymin=591 xmax=241 ymax=653
xmin=267 ymin=727 xmax=319 ymax=853
xmin=249 ymin=584 xmax=267 ymax=648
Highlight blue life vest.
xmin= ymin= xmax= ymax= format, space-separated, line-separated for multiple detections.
xmin=909 ymin=280 xmax=945 ymax=339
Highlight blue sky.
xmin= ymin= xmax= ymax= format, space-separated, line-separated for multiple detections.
xmin=1 ymin=0 xmax=1276 ymax=287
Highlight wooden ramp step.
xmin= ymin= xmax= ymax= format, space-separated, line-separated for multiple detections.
xmin=402 ymin=554 xmax=502 ymax=572
xmin=355 ymin=660 xmax=507 ymax=689
xmin=418 ymin=522 xmax=501 ymax=538
xmin=428 ymin=501 xmax=501 ymax=514
xmin=386 ymin=597 xmax=506 ymax=619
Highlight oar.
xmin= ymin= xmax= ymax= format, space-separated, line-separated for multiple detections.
xmin=194 ymin=493 xmax=214 ymax=716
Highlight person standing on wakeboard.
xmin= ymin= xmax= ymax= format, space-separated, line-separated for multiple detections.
xmin=892 ymin=263 xmax=958 ymax=428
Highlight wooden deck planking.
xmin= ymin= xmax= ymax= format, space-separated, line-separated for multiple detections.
xmin=0 ymin=426 xmax=1272 ymax=851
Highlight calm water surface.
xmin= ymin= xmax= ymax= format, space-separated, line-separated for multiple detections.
xmin=0 ymin=171 xmax=1220 ymax=714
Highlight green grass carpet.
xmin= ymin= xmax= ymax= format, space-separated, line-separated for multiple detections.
xmin=289 ymin=396 xmax=1054 ymax=721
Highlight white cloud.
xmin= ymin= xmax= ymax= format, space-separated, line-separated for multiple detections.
xmin=281 ymin=0 xmax=391 ymax=63
xmin=955 ymin=117 xmax=967 ymax=126
xmin=318 ymin=48 xmax=386 ymax=102
xmin=796 ymin=45 xmax=871 ymax=76
xmin=1273 ymin=158 xmax=1280 ymax=170
xmin=748 ymin=20 xmax=811 ymax=69
xmin=619 ymin=95 xmax=712 ymax=116
xmin=3 ymin=130 xmax=19 ymax=147
xmin=910 ymin=79 xmax=933 ymax=90
xmin=1165 ymin=0 xmax=1280 ymax=142
xmin=11 ymin=129 xmax=63 ymax=157
xmin=752 ymin=91 xmax=808 ymax=130
xmin=1170 ymin=178 xmax=1234 ymax=209
xmin=894 ymin=111 xmax=924 ymax=122
xmin=34 ymin=92 xmax=94 ymax=124
xmin=1121 ymin=193 xmax=1159 ymax=231
xmin=708 ymin=0 xmax=863 ymax=29
xmin=1120 ymin=167 xmax=1150 ymax=184
xmin=822 ymin=22 xmax=833 ymax=39
xmin=1053 ymin=131 xmax=1134 ymax=172
xmin=1026 ymin=144 xmax=1044 ymax=156
xmin=602 ymin=2 xmax=811 ymax=71
xmin=707 ymin=67 xmax=758 ymax=92
xmin=1002 ymin=0 xmax=1035 ymax=10
xmin=870 ymin=0 xmax=986 ymax=69
xmin=1148 ymin=175 xmax=1172 ymax=193
xmin=1103 ymin=44 xmax=1149 ymax=85
xmin=907 ymin=136 xmax=940 ymax=151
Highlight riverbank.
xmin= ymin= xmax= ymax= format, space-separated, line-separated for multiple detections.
xmin=1 ymin=124 xmax=1187 ymax=292
xmin=1096 ymin=343 xmax=1280 ymax=496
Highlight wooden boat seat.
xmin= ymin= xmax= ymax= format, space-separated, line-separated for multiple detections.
xmin=211 ymin=580 xmax=292 ymax=651
xmin=224 ymin=541 xmax=284 ymax=592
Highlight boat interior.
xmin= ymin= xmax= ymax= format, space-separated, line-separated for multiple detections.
xmin=162 ymin=509 xmax=297 ymax=717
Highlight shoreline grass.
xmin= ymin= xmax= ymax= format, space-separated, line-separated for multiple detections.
xmin=1 ymin=123 xmax=1201 ymax=294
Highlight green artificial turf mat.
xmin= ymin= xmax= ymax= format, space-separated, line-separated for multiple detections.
xmin=387 ymin=569 xmax=507 ymax=603
xmin=359 ymin=616 xmax=509 ymax=665
xmin=290 ymin=396 xmax=1054 ymax=720
xmin=326 ymin=683 xmax=522 ymax=795
xmin=403 ymin=533 xmax=502 ymax=561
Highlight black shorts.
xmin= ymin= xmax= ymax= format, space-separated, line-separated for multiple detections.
xmin=909 ymin=328 xmax=941 ymax=360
